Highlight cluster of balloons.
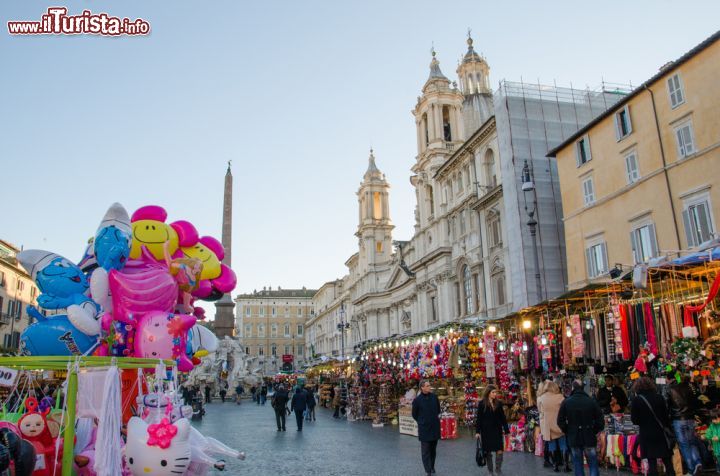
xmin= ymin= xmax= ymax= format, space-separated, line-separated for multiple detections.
xmin=18 ymin=203 xmax=236 ymax=371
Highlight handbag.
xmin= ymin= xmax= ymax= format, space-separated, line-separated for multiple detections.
xmin=475 ymin=438 xmax=486 ymax=467
xmin=638 ymin=395 xmax=676 ymax=449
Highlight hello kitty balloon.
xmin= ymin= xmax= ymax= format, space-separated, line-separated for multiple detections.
xmin=125 ymin=417 xmax=191 ymax=476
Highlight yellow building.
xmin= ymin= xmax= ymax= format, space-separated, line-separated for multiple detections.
xmin=548 ymin=31 xmax=720 ymax=289
xmin=0 ymin=240 xmax=39 ymax=351
xmin=235 ymin=287 xmax=316 ymax=374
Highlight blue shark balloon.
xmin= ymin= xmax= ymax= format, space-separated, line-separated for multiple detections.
xmin=20 ymin=312 xmax=98 ymax=356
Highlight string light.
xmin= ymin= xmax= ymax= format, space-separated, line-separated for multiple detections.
xmin=522 ymin=342 xmax=528 ymax=351
xmin=541 ymin=336 xmax=548 ymax=345
xmin=522 ymin=320 xmax=531 ymax=330
xmin=458 ymin=359 xmax=462 ymax=365
xmin=498 ymin=342 xmax=505 ymax=351
xmin=489 ymin=325 xmax=497 ymax=333
xmin=566 ymin=327 xmax=572 ymax=338
xmin=470 ymin=329 xmax=475 ymax=335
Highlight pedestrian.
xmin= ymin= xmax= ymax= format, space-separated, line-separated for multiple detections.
xmin=702 ymin=410 xmax=720 ymax=471
xmin=629 ymin=376 xmax=676 ymax=476
xmin=235 ymin=383 xmax=244 ymax=405
xmin=219 ymin=381 xmax=227 ymax=403
xmin=251 ymin=385 xmax=257 ymax=403
xmin=327 ymin=385 xmax=335 ymax=409
xmin=475 ymin=384 xmax=508 ymax=475
xmin=204 ymin=385 xmax=212 ymax=404
xmin=412 ymin=380 xmax=440 ymax=476
xmin=595 ymin=375 xmax=629 ymax=414
xmin=537 ymin=379 xmax=553 ymax=468
xmin=181 ymin=385 xmax=191 ymax=406
xmin=272 ymin=384 xmax=290 ymax=431
xmin=260 ymin=384 xmax=268 ymax=405
xmin=332 ymin=385 xmax=342 ymax=418
xmin=557 ymin=380 xmax=604 ymax=476
xmin=291 ymin=385 xmax=308 ymax=432
xmin=538 ymin=381 xmax=570 ymax=472
xmin=667 ymin=375 xmax=702 ymax=475
xmin=305 ymin=386 xmax=316 ymax=421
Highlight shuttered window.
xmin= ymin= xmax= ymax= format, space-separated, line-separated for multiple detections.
xmin=582 ymin=177 xmax=595 ymax=206
xmin=674 ymin=122 xmax=696 ymax=158
xmin=683 ymin=201 xmax=714 ymax=247
xmin=585 ymin=242 xmax=608 ymax=278
xmin=630 ymin=223 xmax=658 ymax=264
xmin=667 ymin=73 xmax=685 ymax=108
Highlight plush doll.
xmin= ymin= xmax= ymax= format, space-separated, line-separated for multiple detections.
xmin=16 ymin=398 xmax=56 ymax=476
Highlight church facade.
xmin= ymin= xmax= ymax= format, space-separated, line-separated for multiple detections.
xmin=305 ymin=35 xmax=628 ymax=360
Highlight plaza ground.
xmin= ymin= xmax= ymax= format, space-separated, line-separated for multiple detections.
xmin=192 ymin=398 xmax=619 ymax=476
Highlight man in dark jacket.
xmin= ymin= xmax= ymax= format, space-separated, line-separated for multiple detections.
xmin=272 ymin=384 xmax=290 ymax=431
xmin=412 ymin=380 xmax=441 ymax=476
xmin=667 ymin=376 xmax=702 ymax=474
xmin=260 ymin=384 xmax=268 ymax=405
xmin=290 ymin=386 xmax=308 ymax=431
xmin=305 ymin=386 xmax=316 ymax=421
xmin=557 ymin=380 xmax=604 ymax=476
xmin=595 ymin=375 xmax=629 ymax=413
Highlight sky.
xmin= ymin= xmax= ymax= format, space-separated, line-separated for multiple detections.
xmin=2 ymin=1 xmax=719 ymax=320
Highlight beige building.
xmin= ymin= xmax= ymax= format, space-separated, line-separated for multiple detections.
xmin=548 ymin=31 xmax=720 ymax=289
xmin=235 ymin=287 xmax=316 ymax=374
xmin=0 ymin=240 xmax=39 ymax=351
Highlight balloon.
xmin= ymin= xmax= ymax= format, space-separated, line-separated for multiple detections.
xmin=188 ymin=324 xmax=219 ymax=355
xmin=93 ymin=203 xmax=132 ymax=271
xmin=180 ymin=239 xmax=222 ymax=281
xmin=20 ymin=314 xmax=98 ymax=356
xmin=134 ymin=311 xmax=196 ymax=372
xmin=130 ymin=206 xmax=179 ymax=261
xmin=108 ymin=263 xmax=178 ymax=322
xmin=125 ymin=417 xmax=191 ymax=476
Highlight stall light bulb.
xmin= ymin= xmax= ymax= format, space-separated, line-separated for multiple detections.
xmin=395 ymin=341 xmax=399 ymax=348
xmin=566 ymin=327 xmax=572 ymax=338
xmin=449 ymin=327 xmax=454 ymax=334
xmin=479 ymin=341 xmax=484 ymax=348
xmin=435 ymin=333 xmax=440 ymax=340
xmin=541 ymin=336 xmax=548 ymax=345
xmin=523 ymin=320 xmax=531 ymax=330
xmin=406 ymin=364 xmax=411 ymax=370
xmin=498 ymin=331 xmax=504 ymax=338
xmin=422 ymin=336 xmax=427 ymax=343
xmin=458 ymin=359 xmax=462 ymax=365
xmin=499 ymin=342 xmax=505 ymax=351
xmin=586 ymin=320 xmax=593 ymax=330
xmin=522 ymin=342 xmax=528 ymax=351
xmin=489 ymin=325 xmax=497 ymax=333
xmin=470 ymin=329 xmax=475 ymax=335
xmin=416 ymin=339 xmax=421 ymax=345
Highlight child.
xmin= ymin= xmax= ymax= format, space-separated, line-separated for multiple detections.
xmin=703 ymin=410 xmax=720 ymax=470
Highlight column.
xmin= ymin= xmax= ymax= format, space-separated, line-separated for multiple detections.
xmin=427 ymin=106 xmax=436 ymax=143
xmin=434 ymin=104 xmax=443 ymax=141
xmin=416 ymin=120 xmax=423 ymax=154
xmin=456 ymin=106 xmax=465 ymax=141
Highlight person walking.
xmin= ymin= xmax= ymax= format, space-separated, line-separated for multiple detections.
xmin=475 ymin=385 xmax=508 ymax=475
xmin=204 ymin=385 xmax=212 ymax=404
xmin=557 ymin=380 xmax=604 ymax=476
xmin=305 ymin=386 xmax=316 ymax=421
xmin=272 ymin=384 xmax=290 ymax=431
xmin=667 ymin=375 xmax=702 ymax=475
xmin=332 ymin=385 xmax=342 ymax=418
xmin=596 ymin=375 xmax=629 ymax=414
xmin=412 ymin=380 xmax=441 ymax=476
xmin=538 ymin=381 xmax=570 ymax=472
xmin=291 ymin=386 xmax=308 ymax=431
xmin=219 ymin=381 xmax=227 ymax=403
xmin=251 ymin=385 xmax=257 ymax=403
xmin=235 ymin=383 xmax=244 ymax=405
xmin=260 ymin=384 xmax=268 ymax=406
xmin=630 ymin=377 xmax=676 ymax=476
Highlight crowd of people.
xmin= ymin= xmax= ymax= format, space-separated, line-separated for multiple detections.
xmin=410 ymin=374 xmax=720 ymax=476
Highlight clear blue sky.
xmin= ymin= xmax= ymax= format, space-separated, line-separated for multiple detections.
xmin=2 ymin=1 xmax=719 ymax=318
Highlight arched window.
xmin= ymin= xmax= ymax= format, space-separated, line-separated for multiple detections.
xmin=442 ymin=106 xmax=452 ymax=141
xmin=271 ymin=324 xmax=277 ymax=337
xmin=422 ymin=113 xmax=429 ymax=145
xmin=463 ymin=265 xmax=473 ymax=315
xmin=426 ymin=185 xmax=434 ymax=217
xmin=484 ymin=149 xmax=496 ymax=188
xmin=491 ymin=259 xmax=506 ymax=307
xmin=284 ymin=323 xmax=290 ymax=337
xmin=373 ymin=192 xmax=382 ymax=219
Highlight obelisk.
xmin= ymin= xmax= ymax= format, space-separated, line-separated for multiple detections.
xmin=214 ymin=162 xmax=236 ymax=339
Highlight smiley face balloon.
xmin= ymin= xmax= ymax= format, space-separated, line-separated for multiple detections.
xmin=130 ymin=206 xmax=179 ymax=260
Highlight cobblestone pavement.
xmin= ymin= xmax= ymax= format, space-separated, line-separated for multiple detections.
xmin=192 ymin=398 xmax=618 ymax=476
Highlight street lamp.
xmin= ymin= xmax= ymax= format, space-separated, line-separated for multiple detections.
xmin=521 ymin=160 xmax=542 ymax=304
xmin=337 ymin=304 xmax=350 ymax=361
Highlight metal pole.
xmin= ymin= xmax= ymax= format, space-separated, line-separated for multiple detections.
xmin=61 ymin=366 xmax=78 ymax=475
xmin=528 ymin=216 xmax=542 ymax=304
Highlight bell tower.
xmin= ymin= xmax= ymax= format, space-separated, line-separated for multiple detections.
xmin=357 ymin=149 xmax=393 ymax=272
xmin=457 ymin=31 xmax=494 ymax=134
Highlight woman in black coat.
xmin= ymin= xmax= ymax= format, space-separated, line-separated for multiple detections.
xmin=630 ymin=377 xmax=675 ymax=476
xmin=475 ymin=385 xmax=509 ymax=474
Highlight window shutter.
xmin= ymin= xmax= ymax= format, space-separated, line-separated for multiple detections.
xmin=600 ymin=242 xmax=608 ymax=274
xmin=648 ymin=223 xmax=658 ymax=258
xmin=585 ymin=136 xmax=592 ymax=162
xmin=586 ymin=247 xmax=594 ymax=278
xmin=614 ymin=113 xmax=621 ymax=140
xmin=630 ymin=230 xmax=639 ymax=264
xmin=697 ymin=202 xmax=713 ymax=243
xmin=576 ymin=142 xmax=582 ymax=167
xmin=682 ymin=126 xmax=694 ymax=154
xmin=682 ymin=208 xmax=696 ymax=247
xmin=625 ymin=106 xmax=632 ymax=134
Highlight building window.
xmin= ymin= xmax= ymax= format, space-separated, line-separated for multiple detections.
xmin=487 ymin=211 xmax=502 ymax=248
xmin=245 ymin=307 xmax=251 ymax=316
xmin=284 ymin=345 xmax=291 ymax=355
xmin=244 ymin=324 xmax=252 ymax=337
xmin=576 ymin=135 xmax=592 ymax=166
xmin=258 ymin=346 xmax=264 ymax=356
xmin=16 ymin=280 xmax=24 ymax=292
xmin=271 ymin=307 xmax=276 ymax=316
xmin=463 ymin=265 xmax=473 ymax=315
xmin=585 ymin=242 xmax=608 ymax=278
xmin=298 ymin=345 xmax=304 ymax=357
xmin=484 ymin=149 xmax=497 ymax=188
xmin=674 ymin=121 xmax=696 ymax=158
xmin=667 ymin=73 xmax=685 ymax=109
xmin=454 ymin=282 xmax=461 ymax=317
xmin=258 ymin=324 xmax=265 ymax=337
xmin=582 ymin=177 xmax=595 ymax=206
xmin=297 ymin=324 xmax=303 ymax=336
xmin=0 ymin=271 xmax=5 ymax=287
xmin=492 ymin=272 xmax=506 ymax=306
xmin=271 ymin=344 xmax=277 ymax=356
xmin=284 ymin=324 xmax=290 ymax=337
xmin=373 ymin=192 xmax=382 ymax=219
xmin=683 ymin=197 xmax=715 ymax=247
xmin=259 ymin=307 xmax=265 ymax=316
xmin=245 ymin=347 xmax=250 ymax=354
xmin=630 ymin=223 xmax=658 ymax=264
xmin=614 ymin=106 xmax=632 ymax=140
xmin=298 ymin=308 xmax=302 ymax=317
xmin=459 ymin=210 xmax=466 ymax=236
xmin=625 ymin=152 xmax=640 ymax=184
xmin=376 ymin=241 xmax=383 ymax=253
xmin=429 ymin=295 xmax=438 ymax=323
xmin=271 ymin=324 xmax=277 ymax=337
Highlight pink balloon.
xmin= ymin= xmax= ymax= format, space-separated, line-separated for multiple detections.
xmin=131 ymin=205 xmax=167 ymax=223
xmin=134 ymin=311 xmax=196 ymax=371
xmin=212 ymin=264 xmax=236 ymax=293
xmin=109 ymin=264 xmax=178 ymax=321
xmin=191 ymin=280 xmax=213 ymax=298
xmin=198 ymin=236 xmax=224 ymax=261
xmin=170 ymin=220 xmax=199 ymax=247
